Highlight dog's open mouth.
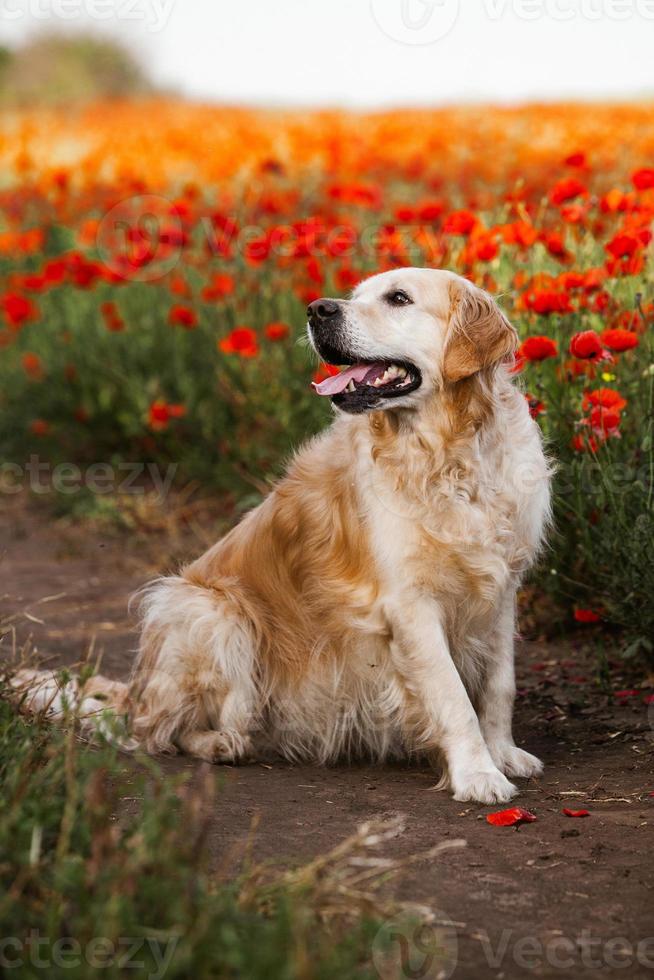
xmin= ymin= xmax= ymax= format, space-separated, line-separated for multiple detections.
xmin=311 ymin=360 xmax=422 ymax=412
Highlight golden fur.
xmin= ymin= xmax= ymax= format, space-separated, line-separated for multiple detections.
xmin=12 ymin=269 xmax=552 ymax=804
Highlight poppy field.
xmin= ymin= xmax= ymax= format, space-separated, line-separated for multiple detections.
xmin=0 ymin=100 xmax=653 ymax=655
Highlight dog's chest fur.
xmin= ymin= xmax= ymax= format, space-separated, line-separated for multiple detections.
xmin=356 ymin=385 xmax=550 ymax=635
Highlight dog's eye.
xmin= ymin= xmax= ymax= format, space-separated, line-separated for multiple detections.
xmin=385 ymin=290 xmax=413 ymax=306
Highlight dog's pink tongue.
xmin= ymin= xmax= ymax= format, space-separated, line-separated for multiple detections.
xmin=312 ymin=363 xmax=382 ymax=396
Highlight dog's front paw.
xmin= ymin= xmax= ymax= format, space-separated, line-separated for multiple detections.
xmin=489 ymin=743 xmax=544 ymax=779
xmin=451 ymin=767 xmax=517 ymax=805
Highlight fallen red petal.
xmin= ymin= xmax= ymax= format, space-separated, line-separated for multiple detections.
xmin=562 ymin=808 xmax=590 ymax=818
xmin=486 ymin=807 xmax=537 ymax=827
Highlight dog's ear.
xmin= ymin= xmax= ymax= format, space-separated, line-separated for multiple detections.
xmin=443 ymin=280 xmax=518 ymax=383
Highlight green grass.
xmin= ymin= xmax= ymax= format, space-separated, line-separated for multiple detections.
xmin=0 ymin=693 xmax=422 ymax=980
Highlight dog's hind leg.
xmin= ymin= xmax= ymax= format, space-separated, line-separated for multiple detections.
xmin=176 ymin=687 xmax=254 ymax=763
xmin=129 ymin=576 xmax=258 ymax=763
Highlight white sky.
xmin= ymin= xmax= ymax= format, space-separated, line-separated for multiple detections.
xmin=1 ymin=0 xmax=653 ymax=106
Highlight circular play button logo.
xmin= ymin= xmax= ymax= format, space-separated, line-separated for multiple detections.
xmin=370 ymin=0 xmax=460 ymax=45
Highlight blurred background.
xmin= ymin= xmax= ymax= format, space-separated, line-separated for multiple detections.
xmin=0 ymin=1 xmax=653 ymax=658
xmin=1 ymin=0 xmax=653 ymax=107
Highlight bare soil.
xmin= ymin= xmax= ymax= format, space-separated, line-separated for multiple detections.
xmin=2 ymin=496 xmax=653 ymax=980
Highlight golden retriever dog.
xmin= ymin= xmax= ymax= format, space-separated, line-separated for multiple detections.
xmin=12 ymin=268 xmax=551 ymax=804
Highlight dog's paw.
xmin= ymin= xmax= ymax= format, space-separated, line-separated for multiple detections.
xmin=451 ymin=767 xmax=517 ymax=805
xmin=489 ymin=743 xmax=544 ymax=779
xmin=180 ymin=730 xmax=253 ymax=764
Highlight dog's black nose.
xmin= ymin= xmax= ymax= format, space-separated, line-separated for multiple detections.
xmin=307 ymin=299 xmax=340 ymax=320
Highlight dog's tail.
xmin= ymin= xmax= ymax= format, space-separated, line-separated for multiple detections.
xmin=7 ymin=667 xmax=138 ymax=750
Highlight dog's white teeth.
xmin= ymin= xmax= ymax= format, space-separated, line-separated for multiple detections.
xmin=346 ymin=380 xmax=356 ymax=392
xmin=366 ymin=365 xmax=410 ymax=388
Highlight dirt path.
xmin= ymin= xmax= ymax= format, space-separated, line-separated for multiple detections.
xmin=2 ymin=499 xmax=653 ymax=980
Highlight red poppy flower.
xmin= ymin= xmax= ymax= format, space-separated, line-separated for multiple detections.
xmin=327 ymin=182 xmax=381 ymax=209
xmin=21 ymin=274 xmax=47 ymax=292
xmin=569 ymin=331 xmax=603 ymax=360
xmin=632 ymin=167 xmax=654 ymax=191
xmin=470 ymin=235 xmax=499 ymax=262
xmin=600 ymin=328 xmax=639 ymax=353
xmin=543 ymin=232 xmax=569 ymax=260
xmin=297 ymin=286 xmax=321 ymax=307
xmin=101 ymin=301 xmax=125 ymax=332
xmin=305 ymin=257 xmax=324 ymax=286
xmin=518 ymin=336 xmax=558 ymax=362
xmin=571 ymin=433 xmax=599 ymax=454
xmin=148 ymin=400 xmax=186 ymax=431
xmin=21 ymin=352 xmax=43 ymax=379
xmin=503 ymin=221 xmax=538 ymax=248
xmin=169 ymin=275 xmax=190 ymax=297
xmin=443 ymin=210 xmax=477 ymax=236
xmin=264 ymin=321 xmax=290 ymax=342
xmin=30 ymin=419 xmax=50 ymax=436
xmin=582 ymin=388 xmax=627 ymax=413
xmin=219 ymin=326 xmax=259 ymax=358
xmin=486 ymin=807 xmax=537 ymax=827
xmin=562 ymin=809 xmax=590 ymax=818
xmin=587 ymin=406 xmax=621 ymax=436
xmin=564 ymin=151 xmax=587 ymax=168
xmin=42 ymin=259 xmax=67 ymax=285
xmin=526 ymin=395 xmax=545 ymax=419
xmin=394 ymin=205 xmax=415 ymax=222
xmin=561 ymin=272 xmax=585 ymax=290
xmin=592 ymin=291 xmax=612 ymax=314
xmin=417 ymin=199 xmax=445 ymax=222
xmin=243 ymin=235 xmax=271 ymax=264
xmin=1 ymin=292 xmax=37 ymax=329
xmin=201 ymin=273 xmax=235 ymax=302
xmin=169 ymin=305 xmax=198 ymax=329
xmin=549 ymin=177 xmax=586 ymax=205
xmin=574 ymin=608 xmax=602 ymax=624
xmin=582 ymin=268 xmax=607 ymax=291
xmin=335 ymin=265 xmax=362 ymax=291
xmin=524 ymin=289 xmax=572 ymax=315
xmin=326 ymin=226 xmax=358 ymax=259
xmin=66 ymin=252 xmax=103 ymax=289
xmin=601 ymin=188 xmax=630 ymax=212
xmin=605 ymin=234 xmax=639 ymax=259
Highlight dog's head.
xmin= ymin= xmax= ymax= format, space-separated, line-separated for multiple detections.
xmin=307 ymin=268 xmax=517 ymax=414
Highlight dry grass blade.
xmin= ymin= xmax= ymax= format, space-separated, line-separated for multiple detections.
xmin=240 ymin=815 xmax=466 ymax=925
